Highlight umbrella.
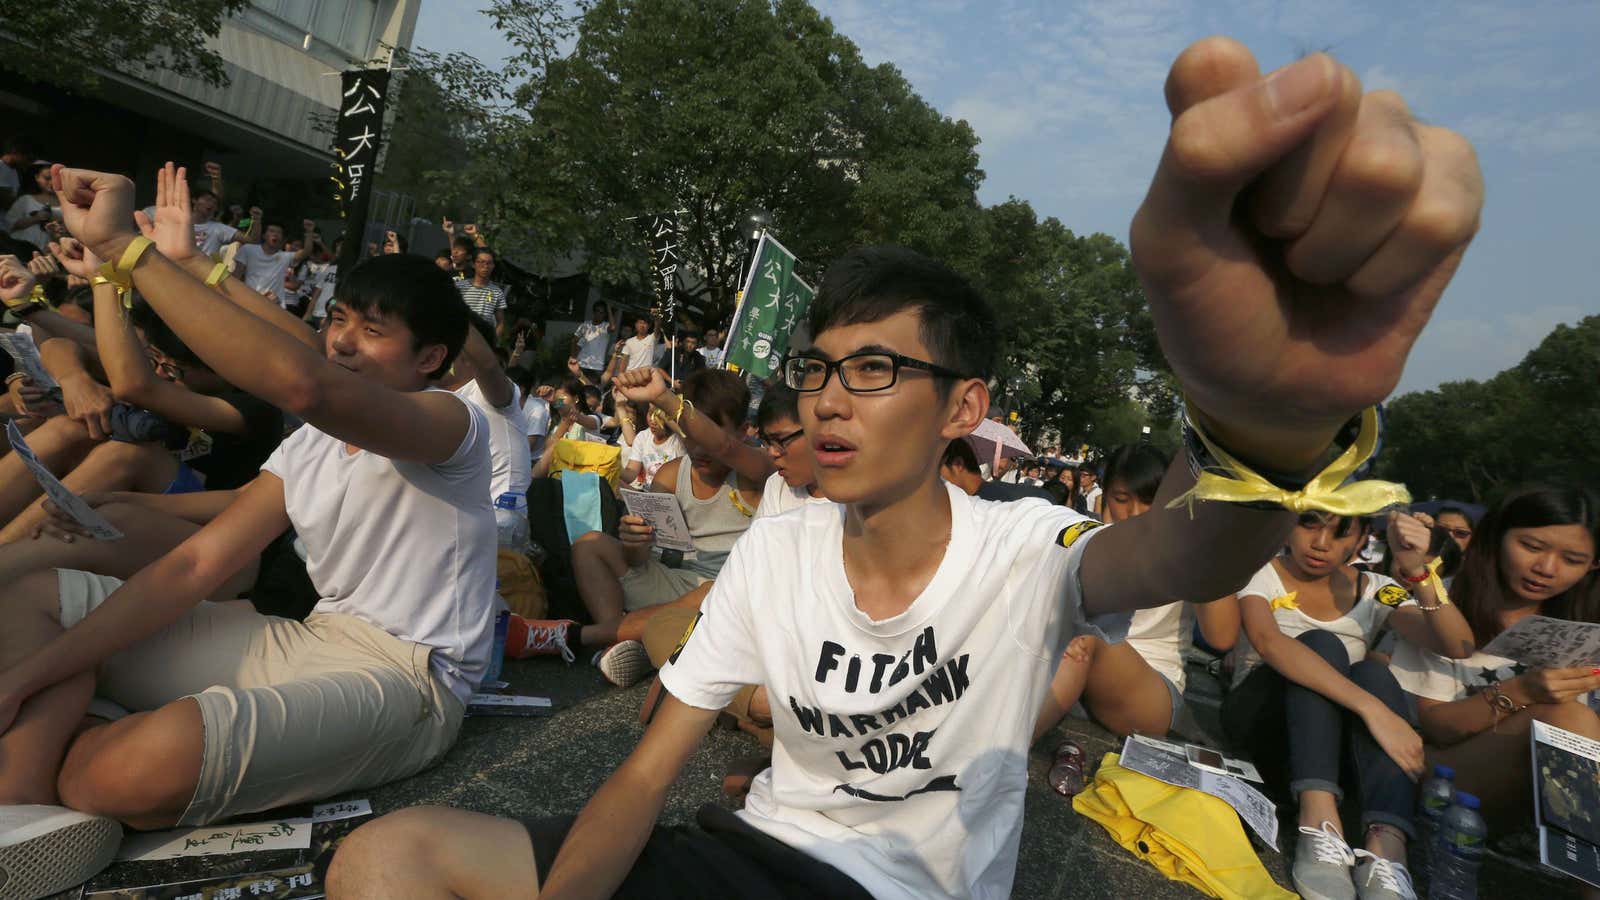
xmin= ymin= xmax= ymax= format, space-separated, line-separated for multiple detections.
xmin=965 ymin=418 xmax=1032 ymax=465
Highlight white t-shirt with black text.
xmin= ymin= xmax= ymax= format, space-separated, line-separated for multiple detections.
xmin=234 ymin=243 xmax=296 ymax=306
xmin=261 ymin=396 xmax=498 ymax=703
xmin=660 ymin=482 xmax=1107 ymax=900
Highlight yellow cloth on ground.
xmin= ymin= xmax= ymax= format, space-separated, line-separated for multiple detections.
xmin=1072 ymin=753 xmax=1295 ymax=900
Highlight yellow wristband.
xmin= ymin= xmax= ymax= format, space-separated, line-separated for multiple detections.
xmin=204 ymin=262 xmax=230 ymax=287
xmin=114 ymin=235 xmax=156 ymax=277
xmin=28 ymin=284 xmax=48 ymax=306
xmin=90 ymin=275 xmax=113 ymax=288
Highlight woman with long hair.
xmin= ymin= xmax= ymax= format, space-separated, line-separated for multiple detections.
xmin=1391 ymin=488 xmax=1600 ymax=838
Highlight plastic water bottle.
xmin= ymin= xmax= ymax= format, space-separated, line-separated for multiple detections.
xmin=1429 ymin=791 xmax=1486 ymax=900
xmin=1419 ymin=764 xmax=1456 ymax=833
xmin=494 ymin=491 xmax=530 ymax=552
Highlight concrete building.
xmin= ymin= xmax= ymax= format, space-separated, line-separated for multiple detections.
xmin=0 ymin=0 xmax=419 ymax=210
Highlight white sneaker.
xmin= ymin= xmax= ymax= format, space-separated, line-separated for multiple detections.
xmin=1293 ymin=820 xmax=1358 ymax=900
xmin=595 ymin=640 xmax=652 ymax=688
xmin=0 ymin=804 xmax=122 ymax=900
xmin=1353 ymin=851 xmax=1417 ymax=900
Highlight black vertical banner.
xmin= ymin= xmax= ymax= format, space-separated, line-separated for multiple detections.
xmin=332 ymin=69 xmax=390 ymax=283
xmin=644 ymin=213 xmax=681 ymax=325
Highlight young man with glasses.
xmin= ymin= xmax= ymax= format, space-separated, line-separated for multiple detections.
xmin=752 ymin=383 xmax=826 ymax=518
xmin=328 ymin=40 xmax=1483 ymax=899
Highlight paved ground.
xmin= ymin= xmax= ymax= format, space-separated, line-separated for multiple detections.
xmin=71 ymin=657 xmax=1577 ymax=899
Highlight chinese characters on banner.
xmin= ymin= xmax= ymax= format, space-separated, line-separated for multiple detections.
xmin=723 ymin=233 xmax=814 ymax=379
xmin=332 ymin=69 xmax=390 ymax=279
xmin=643 ymin=213 xmax=681 ymax=324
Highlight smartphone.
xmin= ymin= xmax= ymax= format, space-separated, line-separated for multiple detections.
xmin=1185 ymin=744 xmax=1230 ymax=776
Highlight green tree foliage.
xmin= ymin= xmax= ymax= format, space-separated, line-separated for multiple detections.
xmin=385 ymin=0 xmax=1177 ymax=445
xmin=387 ymin=0 xmax=987 ymax=322
xmin=0 ymin=0 xmax=249 ymax=91
xmin=1379 ymin=315 xmax=1600 ymax=502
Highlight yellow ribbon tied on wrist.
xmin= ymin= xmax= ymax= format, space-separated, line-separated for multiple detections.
xmin=1423 ymin=556 xmax=1452 ymax=607
xmin=1168 ymin=406 xmax=1410 ymax=516
xmin=95 ymin=235 xmax=155 ymax=310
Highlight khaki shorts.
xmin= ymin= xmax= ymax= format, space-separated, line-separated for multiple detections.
xmin=57 ymin=569 xmax=465 ymax=826
xmin=620 ymin=559 xmax=709 ymax=612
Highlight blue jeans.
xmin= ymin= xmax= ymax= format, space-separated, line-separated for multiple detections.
xmin=1221 ymin=629 xmax=1417 ymax=839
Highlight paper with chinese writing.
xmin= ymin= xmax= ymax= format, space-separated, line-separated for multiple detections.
xmin=1119 ymin=735 xmax=1279 ymax=850
xmin=115 ymin=817 xmax=312 ymax=861
xmin=5 ymin=420 xmax=122 ymax=540
xmin=83 ymin=866 xmax=322 ymax=899
xmin=312 ymin=799 xmax=372 ymax=823
xmin=1484 ymin=615 xmax=1600 ymax=670
xmin=0 ymin=331 xmax=58 ymax=389
xmin=620 ymin=489 xmax=694 ymax=552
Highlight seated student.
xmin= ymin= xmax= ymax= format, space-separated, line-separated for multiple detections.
xmin=527 ymin=379 xmax=605 ymax=482
xmin=618 ymin=400 xmax=685 ymax=490
xmin=0 ymin=278 xmax=283 ymax=543
xmin=627 ymin=385 xmax=829 ymax=736
xmin=1389 ymin=488 xmax=1600 ymax=878
xmin=1033 ymin=444 xmax=1241 ymax=745
xmin=939 ymin=437 xmax=1054 ymax=502
xmin=751 ymin=383 xmax=827 ymax=517
xmin=0 ymin=164 xmax=497 ymax=900
xmin=511 ymin=367 xmax=773 ymax=685
xmin=442 ymin=315 xmax=532 ymax=515
xmin=325 ymin=42 xmax=1481 ymax=900
xmin=1223 ymin=511 xmax=1473 ymax=900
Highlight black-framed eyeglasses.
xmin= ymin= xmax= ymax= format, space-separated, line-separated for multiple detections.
xmin=760 ymin=427 xmax=805 ymax=450
xmin=783 ymin=351 xmax=970 ymax=393
xmin=1442 ymin=527 xmax=1473 ymax=540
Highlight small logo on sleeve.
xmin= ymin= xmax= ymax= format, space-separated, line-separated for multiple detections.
xmin=668 ymin=610 xmax=703 ymax=665
xmin=1376 ymin=584 xmax=1410 ymax=607
xmin=1056 ymin=520 xmax=1103 ymax=550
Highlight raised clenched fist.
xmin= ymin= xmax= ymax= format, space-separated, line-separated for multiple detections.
xmin=1131 ymin=38 xmax=1483 ymax=467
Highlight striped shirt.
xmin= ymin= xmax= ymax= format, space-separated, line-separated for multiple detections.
xmin=456 ymin=280 xmax=507 ymax=323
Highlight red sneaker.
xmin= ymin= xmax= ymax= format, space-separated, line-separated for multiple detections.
xmin=506 ymin=616 xmax=577 ymax=662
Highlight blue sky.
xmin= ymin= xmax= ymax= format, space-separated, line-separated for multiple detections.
xmin=411 ymin=0 xmax=1599 ymax=395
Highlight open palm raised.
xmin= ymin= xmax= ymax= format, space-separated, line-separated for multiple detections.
xmin=1131 ymin=39 xmax=1482 ymax=467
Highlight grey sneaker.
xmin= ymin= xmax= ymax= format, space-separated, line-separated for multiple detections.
xmin=0 ymin=804 xmax=122 ymax=900
xmin=1354 ymin=851 xmax=1417 ymax=900
xmin=1293 ymin=821 xmax=1358 ymax=900
xmin=596 ymin=640 xmax=652 ymax=688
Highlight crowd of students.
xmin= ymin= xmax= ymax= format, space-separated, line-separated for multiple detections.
xmin=0 ymin=37 xmax=1593 ymax=900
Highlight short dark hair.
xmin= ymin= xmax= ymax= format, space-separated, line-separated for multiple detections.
xmin=809 ymin=246 xmax=998 ymax=384
xmin=192 ymin=188 xmax=218 ymax=203
xmin=474 ymin=248 xmax=495 ymax=263
xmin=435 ymin=249 xmax=452 ymax=261
xmin=756 ymin=383 xmax=800 ymax=429
xmin=452 ymin=236 xmax=476 ymax=254
xmin=1102 ymin=444 xmax=1170 ymax=506
xmin=1436 ymin=505 xmax=1475 ymax=525
xmin=683 ymin=369 xmax=749 ymax=430
xmin=941 ymin=438 xmax=981 ymax=473
xmin=333 ymin=254 xmax=469 ymax=380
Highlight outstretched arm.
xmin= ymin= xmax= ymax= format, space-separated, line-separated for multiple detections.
xmin=55 ymin=162 xmax=471 ymax=465
xmin=1081 ymin=39 xmax=1481 ymax=617
xmin=0 ymin=474 xmax=289 ymax=734
xmin=614 ymin=367 xmax=773 ymax=485
xmin=538 ymin=695 xmax=719 ymax=900
xmin=127 ymin=181 xmax=321 ymax=351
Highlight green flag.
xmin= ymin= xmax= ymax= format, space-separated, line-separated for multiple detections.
xmin=724 ymin=233 xmax=813 ymax=379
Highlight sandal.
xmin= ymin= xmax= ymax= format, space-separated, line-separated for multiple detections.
xmin=1047 ymin=739 xmax=1088 ymax=797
